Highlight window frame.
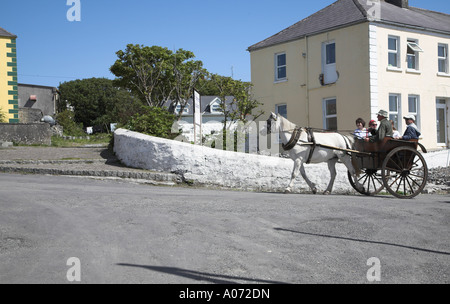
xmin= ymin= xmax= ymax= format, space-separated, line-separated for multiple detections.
xmin=274 ymin=52 xmax=287 ymax=82
xmin=322 ymin=98 xmax=337 ymax=131
xmin=275 ymin=104 xmax=287 ymax=119
xmin=389 ymin=93 xmax=402 ymax=131
xmin=408 ymin=95 xmax=420 ymax=130
xmin=209 ymin=98 xmax=223 ymax=114
xmin=388 ymin=35 xmax=400 ymax=69
xmin=438 ymin=43 xmax=449 ymax=74
xmin=406 ymin=39 xmax=423 ymax=71
xmin=175 ymin=104 xmax=189 ymax=115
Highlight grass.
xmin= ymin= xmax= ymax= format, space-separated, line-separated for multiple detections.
xmin=51 ymin=133 xmax=112 ymax=147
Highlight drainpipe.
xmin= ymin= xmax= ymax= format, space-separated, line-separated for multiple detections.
xmin=305 ymin=35 xmax=310 ymax=127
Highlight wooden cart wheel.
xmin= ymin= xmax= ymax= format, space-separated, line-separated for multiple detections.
xmin=348 ymin=169 xmax=384 ymax=196
xmin=381 ymin=146 xmax=428 ymax=199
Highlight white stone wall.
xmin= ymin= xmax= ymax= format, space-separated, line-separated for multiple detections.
xmin=114 ymin=129 xmax=448 ymax=194
xmin=114 ymin=129 xmax=356 ymax=193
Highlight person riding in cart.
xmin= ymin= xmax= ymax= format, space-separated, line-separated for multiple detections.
xmin=395 ymin=114 xmax=421 ymax=140
xmin=365 ymin=109 xmax=393 ymax=143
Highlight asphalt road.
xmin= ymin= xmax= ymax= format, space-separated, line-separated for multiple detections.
xmin=0 ymin=173 xmax=449 ymax=284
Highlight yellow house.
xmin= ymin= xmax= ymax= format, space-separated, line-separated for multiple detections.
xmin=0 ymin=26 xmax=18 ymax=123
xmin=248 ymin=0 xmax=450 ymax=150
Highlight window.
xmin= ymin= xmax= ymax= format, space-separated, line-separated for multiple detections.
xmin=438 ymin=44 xmax=449 ymax=74
xmin=407 ymin=39 xmax=423 ymax=70
xmin=388 ymin=36 xmax=400 ymax=68
xmin=326 ymin=43 xmax=336 ymax=64
xmin=275 ymin=53 xmax=287 ymax=82
xmin=389 ymin=94 xmax=401 ymax=131
xmin=175 ymin=104 xmax=189 ymax=115
xmin=211 ymin=104 xmax=221 ymax=113
xmin=322 ymin=41 xmax=338 ymax=84
xmin=323 ymin=98 xmax=337 ymax=130
xmin=408 ymin=95 xmax=420 ymax=128
xmin=210 ymin=98 xmax=223 ymax=114
xmin=276 ymin=104 xmax=287 ymax=119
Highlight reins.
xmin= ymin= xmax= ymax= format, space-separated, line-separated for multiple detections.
xmin=279 ymin=124 xmax=368 ymax=162
xmin=281 ymin=127 xmax=317 ymax=164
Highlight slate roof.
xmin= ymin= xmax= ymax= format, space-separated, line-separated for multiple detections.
xmin=0 ymin=26 xmax=16 ymax=38
xmin=248 ymin=0 xmax=450 ymax=52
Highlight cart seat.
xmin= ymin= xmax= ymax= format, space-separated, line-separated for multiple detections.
xmin=354 ymin=137 xmax=418 ymax=153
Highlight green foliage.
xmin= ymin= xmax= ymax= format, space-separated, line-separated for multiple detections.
xmin=58 ymin=77 xmax=137 ymax=129
xmin=56 ymin=110 xmax=85 ymax=137
xmin=0 ymin=107 xmax=6 ymax=123
xmin=110 ymin=44 xmax=207 ymax=110
xmin=125 ymin=106 xmax=179 ymax=139
xmin=208 ymin=74 xmax=264 ymax=129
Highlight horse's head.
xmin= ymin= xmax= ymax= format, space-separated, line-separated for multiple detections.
xmin=266 ymin=112 xmax=278 ymax=134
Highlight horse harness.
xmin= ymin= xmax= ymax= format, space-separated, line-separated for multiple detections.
xmin=282 ymin=127 xmax=351 ymax=164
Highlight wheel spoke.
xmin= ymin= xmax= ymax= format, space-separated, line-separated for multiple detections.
xmin=405 ymin=176 xmax=416 ymax=194
xmin=388 ymin=173 xmax=402 ymax=189
xmin=384 ymin=167 xmax=402 ymax=173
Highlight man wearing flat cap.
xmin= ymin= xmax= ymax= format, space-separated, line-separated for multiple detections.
xmin=396 ymin=114 xmax=421 ymax=140
xmin=365 ymin=109 xmax=393 ymax=142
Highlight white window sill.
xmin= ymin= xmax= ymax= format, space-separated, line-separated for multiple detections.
xmin=406 ymin=69 xmax=421 ymax=74
xmin=437 ymin=72 xmax=450 ymax=77
xmin=386 ymin=66 xmax=402 ymax=72
xmin=274 ymin=78 xmax=288 ymax=84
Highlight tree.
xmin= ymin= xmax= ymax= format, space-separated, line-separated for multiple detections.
xmin=229 ymin=81 xmax=264 ymax=124
xmin=171 ymin=49 xmax=207 ymax=120
xmin=0 ymin=107 xmax=6 ymax=123
xmin=206 ymin=74 xmax=263 ymax=151
xmin=125 ymin=106 xmax=179 ymax=139
xmin=58 ymin=77 xmax=135 ymax=129
xmin=110 ymin=44 xmax=207 ymax=115
xmin=209 ymin=74 xmax=263 ymax=129
xmin=110 ymin=44 xmax=175 ymax=108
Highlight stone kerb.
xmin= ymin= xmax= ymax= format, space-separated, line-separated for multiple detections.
xmin=113 ymin=128 xmax=355 ymax=193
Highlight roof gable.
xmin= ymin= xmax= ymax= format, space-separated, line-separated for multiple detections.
xmin=248 ymin=0 xmax=366 ymax=51
xmin=358 ymin=0 xmax=450 ymax=33
xmin=248 ymin=0 xmax=450 ymax=52
xmin=0 ymin=26 xmax=16 ymax=38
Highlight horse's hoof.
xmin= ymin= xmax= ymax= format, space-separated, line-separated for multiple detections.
xmin=284 ymin=188 xmax=292 ymax=194
xmin=312 ymin=189 xmax=317 ymax=195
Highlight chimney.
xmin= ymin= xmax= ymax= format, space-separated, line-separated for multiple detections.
xmin=385 ymin=0 xmax=409 ymax=8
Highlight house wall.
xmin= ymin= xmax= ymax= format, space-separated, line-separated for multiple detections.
xmin=250 ymin=21 xmax=450 ymax=150
xmin=374 ymin=24 xmax=450 ymax=149
xmin=251 ymin=22 xmax=371 ymax=132
xmin=18 ymin=84 xmax=58 ymax=117
xmin=0 ymin=36 xmax=18 ymax=123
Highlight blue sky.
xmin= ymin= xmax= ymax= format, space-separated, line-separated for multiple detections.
xmin=1 ymin=0 xmax=449 ymax=87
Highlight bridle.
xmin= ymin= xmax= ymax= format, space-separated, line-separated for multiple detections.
xmin=267 ymin=114 xmax=353 ymax=164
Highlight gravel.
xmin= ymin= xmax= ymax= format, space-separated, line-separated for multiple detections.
xmin=426 ymin=166 xmax=450 ymax=194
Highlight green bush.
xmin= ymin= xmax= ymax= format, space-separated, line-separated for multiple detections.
xmin=125 ymin=106 xmax=179 ymax=139
xmin=0 ymin=107 xmax=6 ymax=123
xmin=56 ymin=110 xmax=86 ymax=136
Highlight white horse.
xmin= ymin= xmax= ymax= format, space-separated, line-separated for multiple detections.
xmin=266 ymin=113 xmax=364 ymax=195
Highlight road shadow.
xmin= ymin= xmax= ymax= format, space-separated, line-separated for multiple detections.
xmin=116 ymin=264 xmax=289 ymax=284
xmin=274 ymin=227 xmax=450 ymax=256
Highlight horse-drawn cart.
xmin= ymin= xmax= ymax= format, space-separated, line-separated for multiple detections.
xmin=348 ymin=137 xmax=428 ymax=199
xmin=267 ymin=112 xmax=428 ymax=199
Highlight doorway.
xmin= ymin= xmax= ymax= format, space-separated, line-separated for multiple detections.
xmin=436 ymin=98 xmax=448 ymax=147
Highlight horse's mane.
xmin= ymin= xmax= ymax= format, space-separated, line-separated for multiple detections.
xmin=278 ymin=115 xmax=297 ymax=131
